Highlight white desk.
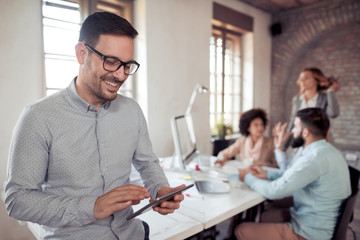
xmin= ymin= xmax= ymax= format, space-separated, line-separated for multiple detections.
xmin=134 ymin=203 xmax=202 ymax=240
xmin=178 ymin=183 xmax=264 ymax=229
xmin=155 ymin=169 xmax=266 ymax=232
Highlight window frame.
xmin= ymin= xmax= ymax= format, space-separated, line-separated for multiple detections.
xmin=209 ymin=25 xmax=243 ymax=137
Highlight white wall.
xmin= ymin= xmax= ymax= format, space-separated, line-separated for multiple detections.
xmin=214 ymin=0 xmax=272 ymax=131
xmin=137 ymin=0 xmax=272 ymax=157
xmin=138 ymin=0 xmax=213 ymax=158
xmin=0 ymin=1 xmax=43 ymax=186
xmin=0 ymin=0 xmax=271 ymax=185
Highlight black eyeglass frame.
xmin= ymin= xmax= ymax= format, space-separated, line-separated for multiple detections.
xmin=84 ymin=43 xmax=140 ymax=75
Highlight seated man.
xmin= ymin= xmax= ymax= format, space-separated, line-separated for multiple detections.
xmin=236 ymin=108 xmax=351 ymax=240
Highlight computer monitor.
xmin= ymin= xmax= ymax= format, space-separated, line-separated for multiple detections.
xmin=170 ymin=114 xmax=198 ymax=169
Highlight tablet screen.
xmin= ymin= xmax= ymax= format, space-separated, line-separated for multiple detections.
xmin=126 ymin=184 xmax=194 ymax=220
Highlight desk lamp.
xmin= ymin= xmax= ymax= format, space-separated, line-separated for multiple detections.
xmin=185 ymin=83 xmax=208 ymax=115
xmin=169 ymin=83 xmax=208 ymax=170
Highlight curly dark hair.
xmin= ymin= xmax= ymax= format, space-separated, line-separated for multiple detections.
xmin=239 ymin=108 xmax=268 ymax=136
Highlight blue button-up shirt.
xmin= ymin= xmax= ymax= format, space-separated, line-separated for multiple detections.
xmin=244 ymin=140 xmax=351 ymax=240
xmin=274 ymin=147 xmax=303 ymax=170
xmin=5 ymin=79 xmax=169 ymax=239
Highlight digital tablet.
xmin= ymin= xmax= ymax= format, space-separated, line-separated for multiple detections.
xmin=126 ymin=183 xmax=194 ymax=220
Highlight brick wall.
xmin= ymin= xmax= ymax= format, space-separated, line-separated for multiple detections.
xmin=270 ymin=0 xmax=360 ymax=150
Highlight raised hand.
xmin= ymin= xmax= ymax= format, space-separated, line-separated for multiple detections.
xmin=272 ymin=122 xmax=281 ymax=139
xmin=273 ymin=122 xmax=292 ymax=150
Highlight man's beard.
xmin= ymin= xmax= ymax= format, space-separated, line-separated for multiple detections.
xmin=95 ymin=74 xmax=124 ymax=101
xmin=291 ymin=132 xmax=305 ymax=148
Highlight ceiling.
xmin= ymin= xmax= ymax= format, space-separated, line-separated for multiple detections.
xmin=237 ymin=0 xmax=324 ymax=13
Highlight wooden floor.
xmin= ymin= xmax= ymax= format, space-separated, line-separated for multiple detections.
xmin=0 ymin=191 xmax=359 ymax=240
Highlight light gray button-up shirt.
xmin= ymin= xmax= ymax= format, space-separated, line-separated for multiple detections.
xmin=5 ymin=79 xmax=169 ymax=239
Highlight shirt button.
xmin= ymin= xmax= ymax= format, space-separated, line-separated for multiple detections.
xmin=101 ymin=168 xmax=104 ymax=172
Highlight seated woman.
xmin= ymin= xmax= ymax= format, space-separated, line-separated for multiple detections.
xmin=216 ymin=108 xmax=278 ymax=168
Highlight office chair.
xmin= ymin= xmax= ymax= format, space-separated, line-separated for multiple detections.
xmin=332 ymin=166 xmax=359 ymax=240
xmin=349 ymin=166 xmax=360 ymax=195
xmin=332 ymin=188 xmax=358 ymax=240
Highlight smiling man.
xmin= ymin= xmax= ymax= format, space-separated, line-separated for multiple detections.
xmin=236 ymin=108 xmax=351 ymax=240
xmin=5 ymin=12 xmax=184 ymax=240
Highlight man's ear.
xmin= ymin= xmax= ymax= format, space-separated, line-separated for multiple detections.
xmin=75 ymin=42 xmax=86 ymax=64
xmin=302 ymin=128 xmax=310 ymax=138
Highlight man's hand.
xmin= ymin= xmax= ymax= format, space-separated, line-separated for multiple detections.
xmin=153 ymin=185 xmax=185 ymax=215
xmin=238 ymin=168 xmax=250 ymax=181
xmin=249 ymin=165 xmax=267 ymax=179
xmin=272 ymin=122 xmax=292 ymax=151
xmin=94 ymin=185 xmax=150 ymax=220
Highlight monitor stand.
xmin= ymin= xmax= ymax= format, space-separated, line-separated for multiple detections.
xmin=167 ymin=151 xmax=218 ymax=173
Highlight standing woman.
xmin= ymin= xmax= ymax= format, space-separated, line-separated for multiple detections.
xmin=285 ymin=67 xmax=340 ymax=145
xmin=216 ymin=108 xmax=278 ymax=168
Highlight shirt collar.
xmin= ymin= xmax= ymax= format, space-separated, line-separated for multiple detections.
xmin=304 ymin=139 xmax=326 ymax=152
xmin=67 ymin=77 xmax=112 ymax=113
xmin=299 ymin=93 xmax=319 ymax=110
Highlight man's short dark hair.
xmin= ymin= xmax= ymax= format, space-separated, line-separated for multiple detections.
xmin=296 ymin=108 xmax=330 ymax=138
xmin=79 ymin=12 xmax=138 ymax=47
xmin=239 ymin=108 xmax=268 ymax=136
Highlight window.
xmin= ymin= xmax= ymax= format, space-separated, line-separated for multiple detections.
xmin=42 ymin=0 xmax=81 ymax=96
xmin=42 ymin=0 xmax=135 ymax=98
xmin=209 ymin=27 xmax=242 ymax=137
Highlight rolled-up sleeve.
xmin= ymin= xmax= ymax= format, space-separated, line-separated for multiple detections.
xmin=244 ymin=157 xmax=320 ymax=200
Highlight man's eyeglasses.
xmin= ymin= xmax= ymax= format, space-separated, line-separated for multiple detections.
xmin=84 ymin=43 xmax=140 ymax=75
